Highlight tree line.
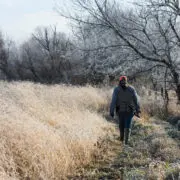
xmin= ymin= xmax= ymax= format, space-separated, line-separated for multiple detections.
xmin=0 ymin=0 xmax=180 ymax=102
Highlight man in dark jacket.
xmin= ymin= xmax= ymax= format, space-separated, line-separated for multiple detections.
xmin=110 ymin=76 xmax=141 ymax=145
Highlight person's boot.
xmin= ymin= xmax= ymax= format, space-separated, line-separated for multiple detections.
xmin=124 ymin=128 xmax=131 ymax=145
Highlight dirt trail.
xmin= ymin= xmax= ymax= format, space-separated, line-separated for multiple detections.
xmin=69 ymin=118 xmax=180 ymax=180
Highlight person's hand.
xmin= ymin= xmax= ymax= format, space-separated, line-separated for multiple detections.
xmin=134 ymin=110 xmax=141 ymax=118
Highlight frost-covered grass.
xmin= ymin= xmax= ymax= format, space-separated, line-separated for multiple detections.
xmin=72 ymin=88 xmax=180 ymax=180
xmin=0 ymin=81 xmax=113 ymax=180
xmin=74 ymin=118 xmax=180 ymax=180
xmin=1 ymin=82 xmax=179 ymax=179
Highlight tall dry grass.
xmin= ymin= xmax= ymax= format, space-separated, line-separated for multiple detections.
xmin=0 ymin=81 xmax=113 ymax=180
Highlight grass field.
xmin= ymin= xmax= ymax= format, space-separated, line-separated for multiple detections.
xmin=0 ymin=81 xmax=179 ymax=179
xmin=0 ymin=81 xmax=113 ymax=180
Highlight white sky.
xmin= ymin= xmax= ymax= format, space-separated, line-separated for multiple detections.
xmin=0 ymin=0 xmax=134 ymax=44
xmin=0 ymin=0 xmax=71 ymax=43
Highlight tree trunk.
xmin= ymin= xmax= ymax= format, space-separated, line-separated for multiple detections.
xmin=171 ymin=69 xmax=180 ymax=103
xmin=176 ymin=84 xmax=180 ymax=103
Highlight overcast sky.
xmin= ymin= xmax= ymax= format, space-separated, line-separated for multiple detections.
xmin=0 ymin=0 xmax=133 ymax=44
xmin=0 ymin=0 xmax=71 ymax=43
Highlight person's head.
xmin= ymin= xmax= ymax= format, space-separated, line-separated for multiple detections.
xmin=119 ymin=76 xmax=128 ymax=88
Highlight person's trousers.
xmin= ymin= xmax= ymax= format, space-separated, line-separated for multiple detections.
xmin=118 ymin=112 xmax=134 ymax=143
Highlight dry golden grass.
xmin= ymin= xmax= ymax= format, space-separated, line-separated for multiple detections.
xmin=141 ymin=88 xmax=180 ymax=117
xmin=0 ymin=81 xmax=113 ymax=180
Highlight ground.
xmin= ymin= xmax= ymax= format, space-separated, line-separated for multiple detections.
xmin=69 ymin=117 xmax=180 ymax=180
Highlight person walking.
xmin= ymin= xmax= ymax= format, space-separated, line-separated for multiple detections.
xmin=110 ymin=76 xmax=141 ymax=145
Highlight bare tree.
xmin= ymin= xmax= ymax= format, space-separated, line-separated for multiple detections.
xmin=57 ymin=0 xmax=180 ymax=102
xmin=20 ymin=42 xmax=41 ymax=82
xmin=32 ymin=26 xmax=73 ymax=83
xmin=16 ymin=26 xmax=74 ymax=83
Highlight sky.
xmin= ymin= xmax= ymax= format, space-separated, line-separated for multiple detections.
xmin=0 ymin=0 xmax=133 ymax=44
xmin=0 ymin=0 xmax=71 ymax=43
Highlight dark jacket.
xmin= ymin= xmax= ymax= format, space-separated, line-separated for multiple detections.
xmin=110 ymin=85 xmax=140 ymax=115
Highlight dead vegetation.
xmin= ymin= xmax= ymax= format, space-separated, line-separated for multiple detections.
xmin=0 ymin=82 xmax=179 ymax=179
xmin=72 ymin=118 xmax=180 ymax=180
xmin=0 ymin=81 xmax=113 ymax=180
xmin=71 ymin=90 xmax=180 ymax=180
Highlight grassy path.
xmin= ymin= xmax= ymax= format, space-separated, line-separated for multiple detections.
xmin=69 ymin=118 xmax=180 ymax=180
